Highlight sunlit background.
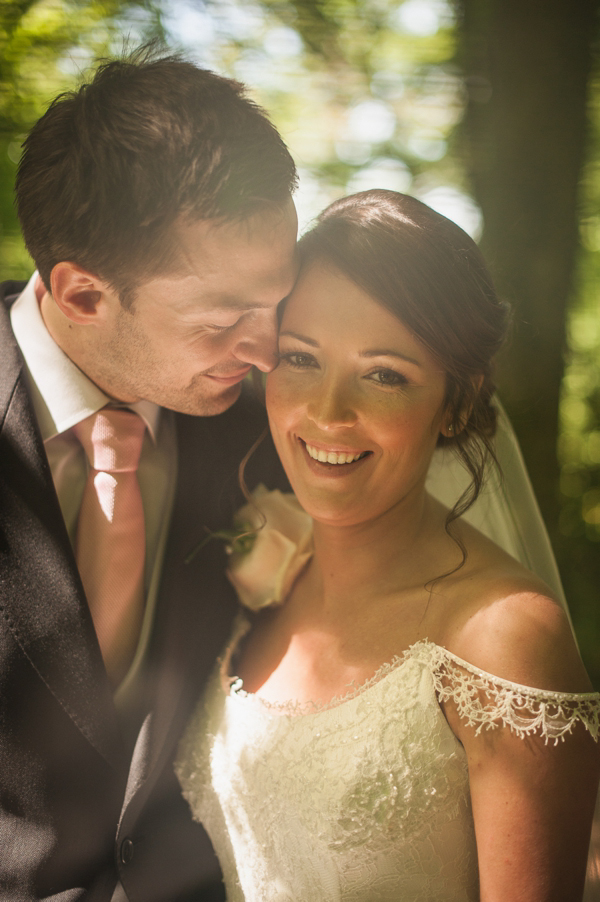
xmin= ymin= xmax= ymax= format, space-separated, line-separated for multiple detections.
xmin=1 ymin=0 xmax=600 ymax=683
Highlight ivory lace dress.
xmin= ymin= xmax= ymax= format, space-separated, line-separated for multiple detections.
xmin=175 ymin=490 xmax=600 ymax=902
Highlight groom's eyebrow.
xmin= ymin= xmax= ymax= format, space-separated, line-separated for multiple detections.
xmin=210 ymin=296 xmax=279 ymax=312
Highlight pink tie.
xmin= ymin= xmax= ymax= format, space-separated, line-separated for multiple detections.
xmin=74 ymin=408 xmax=146 ymax=686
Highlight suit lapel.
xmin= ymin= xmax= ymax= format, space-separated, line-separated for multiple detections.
xmin=0 ymin=287 xmax=124 ymax=772
xmin=121 ymin=388 xmax=291 ymax=826
xmin=121 ymin=408 xmax=243 ymax=815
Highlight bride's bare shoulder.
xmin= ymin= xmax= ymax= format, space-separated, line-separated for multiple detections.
xmin=438 ymin=518 xmax=593 ymax=694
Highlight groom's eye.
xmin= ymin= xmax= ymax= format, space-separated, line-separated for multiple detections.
xmin=206 ymin=318 xmax=240 ymax=333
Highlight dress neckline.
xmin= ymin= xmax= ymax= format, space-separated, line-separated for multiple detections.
xmin=220 ymin=613 xmax=600 ymax=719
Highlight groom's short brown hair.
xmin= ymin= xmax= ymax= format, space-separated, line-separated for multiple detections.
xmin=16 ymin=46 xmax=297 ymax=301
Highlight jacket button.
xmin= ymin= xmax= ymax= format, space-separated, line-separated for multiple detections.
xmin=120 ymin=838 xmax=134 ymax=865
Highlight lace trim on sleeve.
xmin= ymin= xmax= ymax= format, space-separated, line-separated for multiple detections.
xmin=424 ymin=643 xmax=600 ymax=745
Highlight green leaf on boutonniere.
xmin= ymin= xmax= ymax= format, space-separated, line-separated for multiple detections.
xmin=185 ymin=524 xmax=256 ymax=564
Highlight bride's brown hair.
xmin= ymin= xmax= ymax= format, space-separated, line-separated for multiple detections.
xmin=297 ymin=189 xmax=510 ymax=529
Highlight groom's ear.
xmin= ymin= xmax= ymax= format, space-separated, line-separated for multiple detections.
xmin=49 ymin=261 xmax=112 ymax=325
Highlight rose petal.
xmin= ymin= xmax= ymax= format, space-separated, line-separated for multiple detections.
xmin=227 ymin=486 xmax=313 ymax=611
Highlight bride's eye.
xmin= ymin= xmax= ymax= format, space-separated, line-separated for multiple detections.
xmin=278 ymin=351 xmax=318 ymax=369
xmin=368 ymin=368 xmax=409 ymax=387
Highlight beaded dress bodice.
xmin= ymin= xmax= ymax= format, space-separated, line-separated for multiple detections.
xmin=176 ymin=614 xmax=600 ymax=902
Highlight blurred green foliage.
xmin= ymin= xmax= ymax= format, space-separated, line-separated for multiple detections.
xmin=0 ymin=0 xmax=163 ymax=277
xmin=558 ymin=54 xmax=600 ymax=681
xmin=191 ymin=0 xmax=467 ymax=232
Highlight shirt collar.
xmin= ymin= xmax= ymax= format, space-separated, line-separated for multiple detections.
xmin=10 ymin=273 xmax=161 ymax=442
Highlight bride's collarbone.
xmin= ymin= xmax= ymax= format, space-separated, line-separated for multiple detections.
xmin=234 ymin=524 xmax=562 ymax=704
xmin=261 ymin=552 xmax=535 ymax=671
xmin=236 ymin=583 xmax=451 ymax=702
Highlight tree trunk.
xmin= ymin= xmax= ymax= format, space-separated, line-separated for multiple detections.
xmin=456 ymin=0 xmax=599 ymax=540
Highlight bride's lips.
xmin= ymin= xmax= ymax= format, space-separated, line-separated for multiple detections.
xmin=298 ymin=437 xmax=372 ymax=472
xmin=205 ymin=366 xmax=252 ymax=386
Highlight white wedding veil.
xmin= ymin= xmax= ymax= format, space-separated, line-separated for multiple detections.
xmin=426 ymin=400 xmax=599 ymax=900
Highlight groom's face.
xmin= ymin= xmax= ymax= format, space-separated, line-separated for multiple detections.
xmin=90 ymin=201 xmax=298 ymax=415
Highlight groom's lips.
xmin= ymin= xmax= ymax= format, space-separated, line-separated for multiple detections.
xmin=205 ymin=366 xmax=252 ymax=386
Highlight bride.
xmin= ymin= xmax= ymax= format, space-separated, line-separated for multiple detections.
xmin=176 ymin=190 xmax=600 ymax=901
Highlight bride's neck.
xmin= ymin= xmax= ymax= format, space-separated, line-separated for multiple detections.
xmin=308 ymin=490 xmax=445 ymax=605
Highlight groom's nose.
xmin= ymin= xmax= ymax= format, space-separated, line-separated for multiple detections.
xmin=232 ymin=306 xmax=279 ymax=372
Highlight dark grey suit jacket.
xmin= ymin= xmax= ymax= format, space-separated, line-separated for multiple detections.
xmin=0 ymin=280 xmax=288 ymax=901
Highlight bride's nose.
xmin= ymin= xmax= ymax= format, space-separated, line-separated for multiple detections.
xmin=306 ymin=376 xmax=358 ymax=429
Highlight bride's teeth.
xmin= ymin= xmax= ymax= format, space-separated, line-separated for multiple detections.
xmin=305 ymin=443 xmax=365 ymax=465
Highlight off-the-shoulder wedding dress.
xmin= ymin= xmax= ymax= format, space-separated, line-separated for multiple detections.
xmin=176 ymin=613 xmax=599 ymax=902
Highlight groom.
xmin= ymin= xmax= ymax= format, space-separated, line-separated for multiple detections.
xmin=0 ymin=50 xmax=297 ymax=900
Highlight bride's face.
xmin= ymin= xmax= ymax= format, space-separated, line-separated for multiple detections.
xmin=266 ymin=260 xmax=449 ymax=528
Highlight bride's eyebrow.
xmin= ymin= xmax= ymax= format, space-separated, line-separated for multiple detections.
xmin=360 ymin=349 xmax=422 ymax=367
xmin=279 ymin=332 xmax=422 ymax=367
xmin=279 ymin=330 xmax=319 ymax=347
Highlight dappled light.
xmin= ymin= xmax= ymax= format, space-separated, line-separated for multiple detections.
xmin=1 ymin=0 xmax=599 ymax=686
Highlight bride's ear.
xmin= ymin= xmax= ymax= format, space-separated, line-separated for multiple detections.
xmin=440 ymin=375 xmax=484 ymax=438
xmin=440 ymin=419 xmax=456 ymax=439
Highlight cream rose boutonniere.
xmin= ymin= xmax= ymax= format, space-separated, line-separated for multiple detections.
xmin=226 ymin=485 xmax=313 ymax=612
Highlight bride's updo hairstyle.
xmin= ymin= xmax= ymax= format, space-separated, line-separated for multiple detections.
xmin=297 ymin=189 xmax=510 ymax=525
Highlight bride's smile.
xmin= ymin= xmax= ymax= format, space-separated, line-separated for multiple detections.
xmin=266 ymin=259 xmax=449 ymax=529
xmin=302 ymin=440 xmax=370 ymax=465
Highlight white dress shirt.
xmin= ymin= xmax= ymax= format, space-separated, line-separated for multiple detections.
xmin=10 ymin=274 xmax=178 ymax=711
